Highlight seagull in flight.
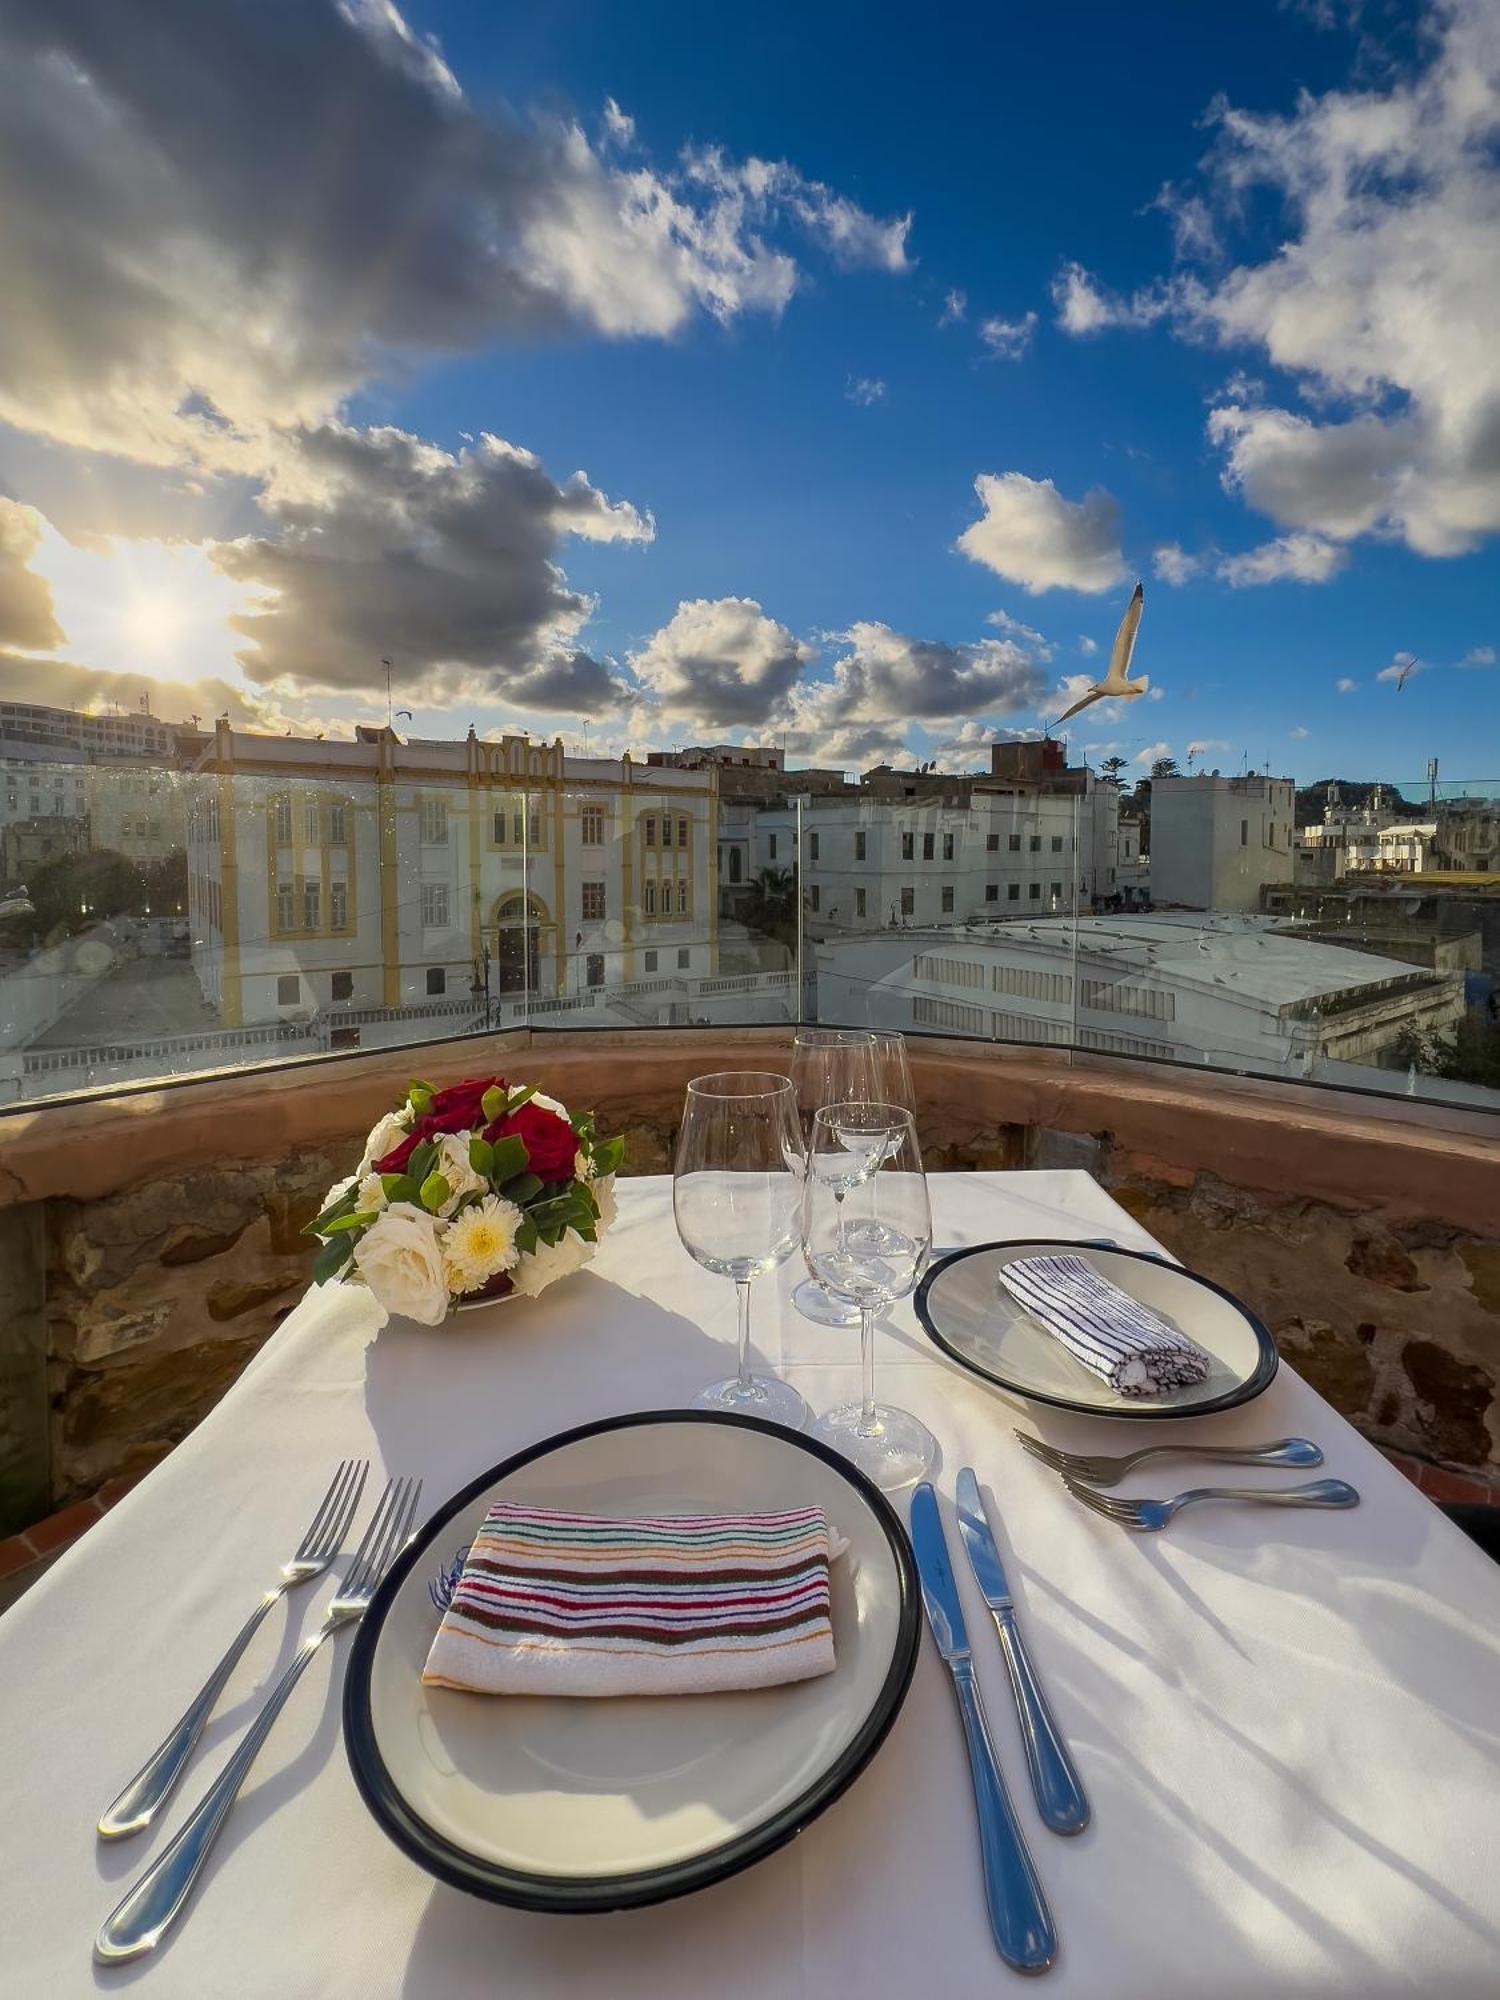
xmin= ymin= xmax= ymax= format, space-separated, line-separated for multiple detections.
xmin=1393 ymin=653 xmax=1419 ymax=693
xmin=1053 ymin=583 xmax=1146 ymax=725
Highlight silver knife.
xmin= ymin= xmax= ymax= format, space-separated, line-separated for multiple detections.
xmin=909 ymin=1483 xmax=1057 ymax=1974
xmin=956 ymin=1467 xmax=1090 ymax=1836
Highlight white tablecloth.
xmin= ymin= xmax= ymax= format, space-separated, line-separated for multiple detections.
xmin=4 ymin=1171 xmax=1500 ymax=1998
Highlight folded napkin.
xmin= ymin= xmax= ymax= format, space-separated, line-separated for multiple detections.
xmin=422 ymin=1502 xmax=837 ymax=1698
xmin=998 ymin=1253 xmax=1210 ymax=1397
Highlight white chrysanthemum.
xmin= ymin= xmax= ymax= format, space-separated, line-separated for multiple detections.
xmin=322 ymin=1172 xmax=358 ymax=1211
xmin=357 ymin=1173 xmax=387 ymax=1214
xmin=442 ymin=1194 xmax=524 ymax=1296
xmin=429 ymin=1132 xmax=491 ymax=1217
xmin=510 ymin=1225 xmax=595 ymax=1299
xmin=591 ymin=1174 xmax=617 ymax=1234
xmin=359 ymin=1108 xmax=413 ymax=1173
xmin=352 ymin=1202 xmax=448 ymax=1326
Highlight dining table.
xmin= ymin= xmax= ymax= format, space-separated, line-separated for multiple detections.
xmin=3 ymin=1167 xmax=1500 ymax=1998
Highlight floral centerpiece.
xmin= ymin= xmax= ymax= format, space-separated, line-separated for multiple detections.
xmin=306 ymin=1076 xmax=623 ymax=1325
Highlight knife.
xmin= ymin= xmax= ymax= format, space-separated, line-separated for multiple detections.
xmin=909 ymin=1483 xmax=1057 ymax=1974
xmin=956 ymin=1467 xmax=1090 ymax=1836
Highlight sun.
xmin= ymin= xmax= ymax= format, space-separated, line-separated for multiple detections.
xmin=119 ymin=586 xmax=189 ymax=661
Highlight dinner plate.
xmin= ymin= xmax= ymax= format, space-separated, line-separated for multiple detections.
xmin=914 ymin=1239 xmax=1277 ymax=1420
xmin=343 ymin=1410 xmax=921 ymax=1913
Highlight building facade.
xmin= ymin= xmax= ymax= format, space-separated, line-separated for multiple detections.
xmin=1152 ymin=774 xmax=1295 ymax=911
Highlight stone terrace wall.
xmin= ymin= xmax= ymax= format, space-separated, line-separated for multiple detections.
xmin=1 ymin=1028 xmax=1497 ymax=1529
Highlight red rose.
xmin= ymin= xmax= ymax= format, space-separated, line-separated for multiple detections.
xmin=373 ymin=1077 xmax=507 ymax=1173
xmin=485 ymin=1101 xmax=576 ymax=1184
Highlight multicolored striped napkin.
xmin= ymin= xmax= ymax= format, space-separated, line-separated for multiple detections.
xmin=422 ymin=1502 xmax=838 ymax=1697
xmin=998 ymin=1252 xmax=1210 ymax=1396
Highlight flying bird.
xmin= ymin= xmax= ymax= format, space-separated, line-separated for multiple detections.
xmin=1393 ymin=653 xmax=1419 ymax=693
xmin=1053 ymin=583 xmax=1146 ymax=725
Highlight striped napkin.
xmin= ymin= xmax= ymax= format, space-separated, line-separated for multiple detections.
xmin=422 ymin=1502 xmax=837 ymax=1698
xmin=998 ymin=1253 xmax=1210 ymax=1397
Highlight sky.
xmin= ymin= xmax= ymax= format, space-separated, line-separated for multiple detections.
xmin=0 ymin=0 xmax=1496 ymax=791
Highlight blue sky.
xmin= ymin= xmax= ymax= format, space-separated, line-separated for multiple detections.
xmin=0 ymin=0 xmax=1495 ymax=792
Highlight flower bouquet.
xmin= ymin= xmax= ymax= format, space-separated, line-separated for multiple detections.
xmin=306 ymin=1076 xmax=624 ymax=1325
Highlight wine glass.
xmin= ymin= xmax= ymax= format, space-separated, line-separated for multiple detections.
xmin=789 ymin=1027 xmax=879 ymax=1327
xmin=804 ymin=1103 xmax=936 ymax=1490
xmin=673 ymin=1072 xmax=809 ymax=1429
xmin=847 ymin=1030 xmax=917 ymax=1257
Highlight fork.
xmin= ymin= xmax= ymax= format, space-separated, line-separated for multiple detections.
xmin=1015 ymin=1432 xmax=1322 ymax=1487
xmin=1063 ymin=1474 xmax=1360 ymax=1533
xmin=98 ymin=1458 xmax=369 ymax=1839
xmin=95 ymin=1475 xmax=422 ymax=1966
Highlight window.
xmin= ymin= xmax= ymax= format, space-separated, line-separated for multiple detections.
xmin=331 ymin=971 xmax=353 ymax=1002
xmin=421 ymin=883 xmax=449 ymax=927
xmin=809 ymin=830 xmax=820 ymax=860
xmin=943 ymin=833 xmax=955 ymax=861
xmin=305 ymin=799 xmax=320 ymax=842
xmin=274 ymin=795 xmax=292 ymax=842
xmin=914 ymin=955 xmax=984 ymax=989
xmin=809 ymin=885 xmax=821 ymax=912
xmin=303 ymin=882 xmax=320 ymax=930
xmin=855 ymin=830 xmax=867 ymax=861
xmin=678 ymin=880 xmax=689 ymax=914
xmin=329 ymin=803 xmax=346 ymax=845
xmin=728 ymin=847 xmax=742 ymax=883
xmin=1008 ymin=832 xmax=1022 ymax=852
xmin=922 ymin=832 xmax=934 ymax=860
xmin=586 ymin=953 xmax=605 ymax=988
xmin=678 ymin=947 xmax=691 ymax=970
xmin=987 ymin=833 xmax=999 ymax=851
xmin=581 ymin=880 xmax=606 ymax=921
xmin=901 ymin=832 xmax=915 ymax=860
xmin=913 ymin=995 xmax=987 ymax=1035
xmin=1050 ymin=883 xmax=1062 ymax=901
xmin=678 ymin=817 xmax=689 ymax=848
xmin=985 ymin=883 xmax=998 ymax=902
xmin=900 ymin=886 xmax=915 ymax=916
xmin=644 ymin=881 xmax=657 ymax=915
xmin=644 ymin=949 xmax=658 ymax=972
xmin=645 ymin=817 xmax=656 ymax=847
xmin=581 ymin=805 xmax=605 ymax=845
xmin=1028 ymin=834 xmax=1041 ymax=852
xmin=1051 ymin=835 xmax=1063 ymax=852
xmin=768 ymin=833 xmax=778 ymax=861
xmin=941 ymin=885 xmax=955 ymax=913
xmin=420 ymin=797 xmax=448 ymax=845
xmin=661 ymin=816 xmax=673 ymax=848
xmin=855 ymin=886 xmax=867 ymax=918
xmin=1028 ymin=882 xmax=1041 ymax=900
xmin=276 ymin=974 xmax=299 ymax=1006
xmin=426 ymin=967 xmax=446 ymax=996
xmin=1241 ymin=818 xmax=1249 ymax=846
xmin=276 ymin=882 xmax=294 ymax=931
xmin=330 ymin=882 xmax=347 ymax=930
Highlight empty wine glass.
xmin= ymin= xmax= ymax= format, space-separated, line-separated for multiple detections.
xmin=673 ymin=1072 xmax=809 ymax=1429
xmin=847 ymin=1030 xmax=917 ymax=1257
xmin=804 ymin=1103 xmax=937 ymax=1490
xmin=789 ymin=1027 xmax=879 ymax=1327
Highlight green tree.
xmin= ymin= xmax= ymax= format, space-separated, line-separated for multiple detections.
xmin=740 ymin=866 xmax=798 ymax=951
xmin=1150 ymin=757 xmax=1181 ymax=780
xmin=1099 ymin=755 xmax=1127 ymax=783
xmin=1395 ymin=1014 xmax=1500 ymax=1091
xmin=1 ymin=848 xmax=149 ymax=946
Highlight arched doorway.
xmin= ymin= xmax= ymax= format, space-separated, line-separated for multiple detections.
xmin=493 ymin=891 xmax=553 ymax=995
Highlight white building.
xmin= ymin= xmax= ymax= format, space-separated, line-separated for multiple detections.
xmin=816 ymin=912 xmax=1465 ymax=1077
xmin=185 ymin=724 xmax=723 ymax=1033
xmin=0 ymin=701 xmax=179 ymax=761
xmin=1152 ymin=774 xmax=1295 ymax=912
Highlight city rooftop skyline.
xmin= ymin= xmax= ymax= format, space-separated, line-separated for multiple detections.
xmin=0 ymin=1 xmax=1496 ymax=792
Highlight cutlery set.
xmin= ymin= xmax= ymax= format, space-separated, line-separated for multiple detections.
xmin=93 ymin=1461 xmax=419 ymax=1966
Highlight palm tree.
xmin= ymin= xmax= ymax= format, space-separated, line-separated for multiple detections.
xmin=1150 ymin=757 xmax=1181 ymax=780
xmin=1099 ymin=755 xmax=1127 ymax=783
xmin=740 ymin=866 xmax=798 ymax=951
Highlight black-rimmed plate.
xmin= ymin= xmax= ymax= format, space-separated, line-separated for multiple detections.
xmin=343 ymin=1410 xmax=921 ymax=1913
xmin=914 ymin=1239 xmax=1277 ymax=1420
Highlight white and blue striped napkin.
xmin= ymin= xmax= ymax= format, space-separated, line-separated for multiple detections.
xmin=998 ymin=1253 xmax=1210 ymax=1397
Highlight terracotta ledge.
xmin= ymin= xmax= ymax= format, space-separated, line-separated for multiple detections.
xmin=1 ymin=1028 xmax=1496 ymax=1235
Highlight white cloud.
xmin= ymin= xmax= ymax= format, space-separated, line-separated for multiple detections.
xmin=1186 ymin=738 xmax=1228 ymax=757
xmin=1459 ymin=644 xmax=1496 ymax=667
xmin=957 ymin=472 xmax=1128 ymax=594
xmin=1216 ymin=531 xmax=1348 ymax=586
xmin=1051 ymin=262 xmax=1178 ymax=335
xmin=1153 ymin=542 xmax=1203 ymax=585
xmin=1336 ymin=675 xmax=1358 ymax=692
xmin=1288 ymin=725 xmax=1310 ymax=739
xmin=940 ymin=288 xmax=967 ymax=325
xmin=1134 ymin=741 xmax=1172 ymax=767
xmin=601 ymin=97 xmax=636 ymax=147
xmin=1376 ymin=652 xmax=1428 ymax=685
xmin=987 ymin=608 xmax=1054 ymax=658
xmin=0 ymin=497 xmax=63 ymax=650
xmin=846 ymin=376 xmax=888 ymax=406
xmin=1078 ymin=635 xmax=1098 ymax=655
xmin=979 ymin=312 xmax=1038 ymax=360
xmin=793 ymin=623 xmax=1047 ymax=738
xmin=629 ymin=597 xmax=813 ymax=730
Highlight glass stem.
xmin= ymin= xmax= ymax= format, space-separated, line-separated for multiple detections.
xmin=858 ymin=1304 xmax=878 ymax=1433
xmin=735 ymin=1278 xmax=754 ymax=1394
xmin=835 ymin=1186 xmax=846 ymax=1253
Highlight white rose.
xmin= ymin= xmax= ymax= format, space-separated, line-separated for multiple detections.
xmin=356 ymin=1173 xmax=388 ymax=1214
xmin=352 ymin=1203 xmax=449 ymax=1325
xmin=529 ymin=1090 xmax=570 ymax=1122
xmin=591 ymin=1174 xmax=617 ymax=1234
xmin=510 ymin=1226 xmax=595 ymax=1299
xmin=428 ymin=1132 xmax=491 ymax=1217
xmin=322 ymin=1172 xmax=358 ymax=1211
xmin=359 ymin=1108 xmax=414 ymax=1173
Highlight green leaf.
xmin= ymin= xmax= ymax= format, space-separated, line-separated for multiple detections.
xmin=322 ymin=1210 xmax=375 ymax=1235
xmin=303 ymin=1187 xmax=358 ymax=1237
xmin=506 ymin=1083 xmax=536 ymax=1113
xmin=419 ymin=1171 xmax=451 ymax=1215
xmin=489 ymin=1133 xmax=528 ymax=1182
xmin=574 ymin=1218 xmax=597 ymax=1243
xmin=592 ymin=1134 xmax=624 ymax=1177
xmin=407 ymin=1140 xmax=437 ymax=1186
xmin=380 ymin=1173 xmax=420 ymax=1206
xmin=481 ymin=1085 xmax=506 ymax=1124
xmin=468 ymin=1135 xmax=495 ymax=1176
xmin=407 ymin=1084 xmax=434 ymax=1117
xmin=313 ymin=1233 xmax=355 ymax=1283
xmin=516 ymin=1219 xmax=539 ymax=1256
xmin=502 ymin=1171 xmax=543 ymax=1204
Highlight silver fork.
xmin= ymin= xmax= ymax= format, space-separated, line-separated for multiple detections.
xmin=1015 ymin=1431 xmax=1322 ymax=1487
xmin=1063 ymin=1474 xmax=1360 ymax=1533
xmin=98 ymin=1458 xmax=369 ymax=1839
xmin=95 ymin=1475 xmax=422 ymax=1965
